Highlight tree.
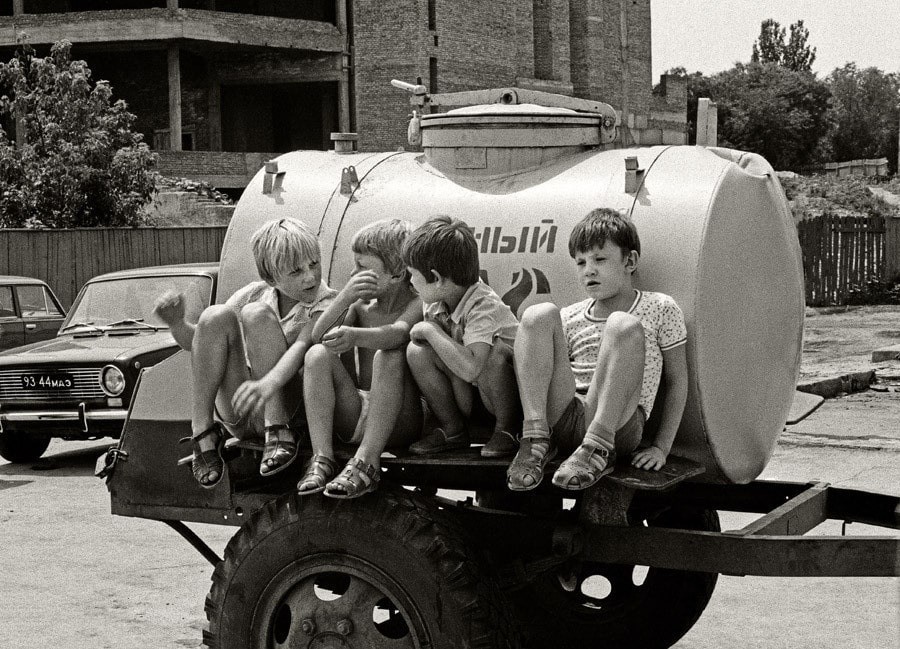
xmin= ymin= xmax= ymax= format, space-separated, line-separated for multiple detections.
xmin=0 ymin=41 xmax=157 ymax=228
xmin=826 ymin=63 xmax=900 ymax=173
xmin=752 ymin=19 xmax=816 ymax=72
xmin=674 ymin=63 xmax=832 ymax=170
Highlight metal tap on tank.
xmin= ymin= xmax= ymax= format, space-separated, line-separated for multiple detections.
xmin=220 ymin=88 xmax=804 ymax=485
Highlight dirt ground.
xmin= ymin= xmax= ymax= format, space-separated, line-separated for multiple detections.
xmin=800 ymin=304 xmax=900 ymax=383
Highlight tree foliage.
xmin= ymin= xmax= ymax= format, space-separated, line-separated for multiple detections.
xmin=0 ymin=41 xmax=157 ymax=228
xmin=826 ymin=63 xmax=899 ymax=173
xmin=677 ymin=63 xmax=831 ymax=170
xmin=751 ymin=19 xmax=816 ymax=72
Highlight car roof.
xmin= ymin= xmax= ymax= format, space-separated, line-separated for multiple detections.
xmin=0 ymin=275 xmax=51 ymax=286
xmin=85 ymin=262 xmax=219 ymax=283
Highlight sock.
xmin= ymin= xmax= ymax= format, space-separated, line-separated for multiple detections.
xmin=583 ymin=425 xmax=615 ymax=454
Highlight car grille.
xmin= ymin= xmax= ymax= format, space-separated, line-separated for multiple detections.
xmin=0 ymin=368 xmax=105 ymax=401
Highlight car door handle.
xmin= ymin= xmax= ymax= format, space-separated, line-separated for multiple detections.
xmin=25 ymin=324 xmax=36 ymax=330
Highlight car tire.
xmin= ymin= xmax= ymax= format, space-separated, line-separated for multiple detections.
xmin=510 ymin=506 xmax=720 ymax=649
xmin=203 ymin=487 xmax=519 ymax=649
xmin=0 ymin=432 xmax=51 ymax=463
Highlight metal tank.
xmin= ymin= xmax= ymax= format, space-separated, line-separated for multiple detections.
xmin=218 ymin=98 xmax=804 ymax=485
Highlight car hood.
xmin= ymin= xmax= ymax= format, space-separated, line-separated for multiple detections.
xmin=0 ymin=330 xmax=177 ymax=366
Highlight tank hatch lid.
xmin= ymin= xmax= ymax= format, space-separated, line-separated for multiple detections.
xmin=419 ymin=103 xmax=610 ymax=178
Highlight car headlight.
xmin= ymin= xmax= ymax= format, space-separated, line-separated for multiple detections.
xmin=100 ymin=365 xmax=126 ymax=396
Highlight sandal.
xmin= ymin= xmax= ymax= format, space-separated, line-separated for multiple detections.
xmin=552 ymin=443 xmax=616 ymax=491
xmin=259 ymin=424 xmax=299 ymax=477
xmin=178 ymin=423 xmax=226 ymax=489
xmin=324 ymin=457 xmax=380 ymax=499
xmin=507 ymin=436 xmax=557 ymax=492
xmin=296 ymin=455 xmax=339 ymax=495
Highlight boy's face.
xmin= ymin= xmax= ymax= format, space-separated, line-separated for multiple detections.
xmin=407 ymin=267 xmax=445 ymax=304
xmin=573 ymin=242 xmax=637 ymax=301
xmin=271 ymin=256 xmax=322 ymax=302
xmin=353 ymin=253 xmax=396 ymax=298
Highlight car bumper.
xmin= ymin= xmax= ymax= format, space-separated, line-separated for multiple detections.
xmin=0 ymin=406 xmax=128 ymax=436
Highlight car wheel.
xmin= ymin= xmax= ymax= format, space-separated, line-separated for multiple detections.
xmin=0 ymin=432 xmax=51 ymax=463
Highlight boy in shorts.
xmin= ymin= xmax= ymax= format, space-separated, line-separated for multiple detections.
xmin=403 ymin=215 xmax=521 ymax=457
xmin=507 ymin=208 xmax=688 ymax=491
xmin=298 ymin=219 xmax=423 ymax=498
xmin=154 ymin=217 xmax=337 ymax=488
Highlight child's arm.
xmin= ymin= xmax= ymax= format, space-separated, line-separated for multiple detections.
xmin=631 ymin=344 xmax=688 ymax=470
xmin=231 ymin=313 xmax=324 ymax=417
xmin=309 ymin=271 xmax=378 ymax=343
xmin=153 ymin=291 xmax=195 ymax=351
xmin=409 ymin=320 xmax=491 ymax=384
xmin=321 ymin=297 xmax=424 ymax=354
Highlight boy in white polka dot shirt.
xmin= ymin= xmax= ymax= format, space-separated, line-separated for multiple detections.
xmin=507 ymin=208 xmax=688 ymax=491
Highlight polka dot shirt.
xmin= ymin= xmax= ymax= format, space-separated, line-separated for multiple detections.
xmin=561 ymin=290 xmax=687 ymax=417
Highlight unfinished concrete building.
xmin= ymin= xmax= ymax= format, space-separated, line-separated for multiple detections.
xmin=0 ymin=1 xmax=686 ymax=191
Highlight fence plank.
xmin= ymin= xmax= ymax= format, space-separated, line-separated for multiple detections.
xmin=0 ymin=227 xmax=226 ymax=308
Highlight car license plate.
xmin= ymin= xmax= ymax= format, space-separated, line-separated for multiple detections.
xmin=20 ymin=373 xmax=74 ymax=389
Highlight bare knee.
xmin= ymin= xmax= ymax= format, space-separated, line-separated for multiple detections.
xmin=304 ymin=343 xmax=333 ymax=371
xmin=374 ymin=348 xmax=405 ymax=372
xmin=479 ymin=342 xmax=513 ymax=381
xmin=406 ymin=341 xmax=436 ymax=370
xmin=197 ymin=304 xmax=239 ymax=334
xmin=240 ymin=302 xmax=277 ymax=330
xmin=605 ymin=312 xmax=644 ymax=350
xmin=519 ymin=302 xmax=560 ymax=331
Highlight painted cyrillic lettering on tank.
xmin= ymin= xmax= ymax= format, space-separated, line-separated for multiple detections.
xmin=474 ymin=219 xmax=557 ymax=254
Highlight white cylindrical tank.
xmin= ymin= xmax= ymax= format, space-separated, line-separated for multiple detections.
xmin=220 ymin=117 xmax=803 ymax=484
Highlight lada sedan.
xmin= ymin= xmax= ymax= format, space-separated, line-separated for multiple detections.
xmin=0 ymin=263 xmax=217 ymax=463
xmin=0 ymin=276 xmax=66 ymax=352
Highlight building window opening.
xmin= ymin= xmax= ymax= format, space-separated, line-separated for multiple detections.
xmin=427 ymin=0 xmax=436 ymax=31
xmin=532 ymin=0 xmax=552 ymax=80
xmin=429 ymin=58 xmax=438 ymax=95
xmin=221 ymin=81 xmax=338 ymax=153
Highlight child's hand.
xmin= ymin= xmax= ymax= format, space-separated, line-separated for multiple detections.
xmin=409 ymin=320 xmax=442 ymax=345
xmin=631 ymin=446 xmax=667 ymax=471
xmin=153 ymin=290 xmax=185 ymax=327
xmin=321 ymin=326 xmax=356 ymax=354
xmin=232 ymin=378 xmax=276 ymax=418
xmin=341 ymin=270 xmax=379 ymax=302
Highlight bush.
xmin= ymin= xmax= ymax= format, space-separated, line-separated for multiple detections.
xmin=846 ymin=279 xmax=900 ymax=305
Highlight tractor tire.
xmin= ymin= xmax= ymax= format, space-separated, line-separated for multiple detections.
xmin=512 ymin=507 xmax=720 ymax=649
xmin=0 ymin=432 xmax=51 ymax=463
xmin=203 ymin=488 xmax=518 ymax=649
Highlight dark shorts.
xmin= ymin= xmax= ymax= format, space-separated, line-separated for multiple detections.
xmin=551 ymin=394 xmax=646 ymax=456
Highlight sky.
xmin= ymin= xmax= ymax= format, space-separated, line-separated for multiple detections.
xmin=652 ymin=1 xmax=900 ymax=80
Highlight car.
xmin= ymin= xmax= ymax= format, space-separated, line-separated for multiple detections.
xmin=0 ymin=276 xmax=67 ymax=352
xmin=0 ymin=263 xmax=218 ymax=463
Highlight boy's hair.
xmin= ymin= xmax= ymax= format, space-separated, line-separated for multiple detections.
xmin=568 ymin=208 xmax=641 ymax=259
xmin=402 ymin=215 xmax=480 ymax=286
xmin=351 ymin=218 xmax=413 ymax=277
xmin=251 ymin=217 xmax=320 ymax=283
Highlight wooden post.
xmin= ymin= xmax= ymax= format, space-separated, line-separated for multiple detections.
xmin=696 ymin=98 xmax=718 ymax=147
xmin=13 ymin=0 xmax=24 ymax=15
xmin=886 ymin=216 xmax=900 ymax=282
xmin=207 ymin=74 xmax=222 ymax=151
xmin=167 ymin=45 xmax=183 ymax=152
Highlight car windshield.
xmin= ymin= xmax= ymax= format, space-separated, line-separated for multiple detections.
xmin=64 ymin=275 xmax=213 ymax=330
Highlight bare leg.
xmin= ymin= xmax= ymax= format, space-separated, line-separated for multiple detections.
xmin=513 ymin=303 xmax=577 ymax=433
xmin=303 ymin=344 xmax=362 ymax=459
xmin=476 ymin=340 xmax=521 ymax=434
xmin=581 ymin=311 xmax=645 ymax=451
xmin=191 ymin=305 xmax=249 ymax=442
xmin=356 ymin=349 xmax=422 ymax=469
xmin=240 ymin=303 xmax=293 ymax=428
xmin=406 ymin=341 xmax=470 ymax=437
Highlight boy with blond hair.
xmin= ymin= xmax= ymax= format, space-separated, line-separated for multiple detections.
xmin=297 ymin=219 xmax=423 ymax=498
xmin=508 ymin=208 xmax=688 ymax=491
xmin=403 ymin=215 xmax=521 ymax=457
xmin=155 ymin=217 xmax=337 ymax=488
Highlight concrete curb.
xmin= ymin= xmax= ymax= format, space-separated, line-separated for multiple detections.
xmin=797 ymin=370 xmax=876 ymax=399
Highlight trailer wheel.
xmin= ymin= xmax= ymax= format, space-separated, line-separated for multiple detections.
xmin=0 ymin=432 xmax=51 ymax=463
xmin=512 ymin=507 xmax=720 ymax=649
xmin=203 ymin=488 xmax=518 ymax=649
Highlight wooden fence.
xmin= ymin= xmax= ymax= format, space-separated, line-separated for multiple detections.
xmin=0 ymin=227 xmax=227 ymax=308
xmin=797 ymin=214 xmax=891 ymax=306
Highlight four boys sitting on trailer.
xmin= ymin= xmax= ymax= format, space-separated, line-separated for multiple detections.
xmin=156 ymin=208 xmax=688 ymax=498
